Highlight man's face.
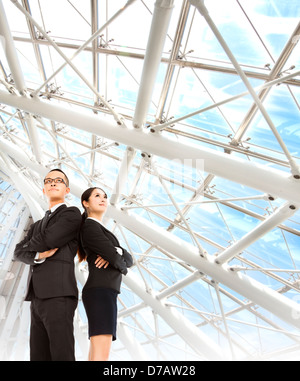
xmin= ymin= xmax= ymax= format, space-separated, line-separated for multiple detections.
xmin=43 ymin=170 xmax=70 ymax=202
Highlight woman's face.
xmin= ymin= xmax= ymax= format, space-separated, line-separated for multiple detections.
xmin=84 ymin=188 xmax=108 ymax=215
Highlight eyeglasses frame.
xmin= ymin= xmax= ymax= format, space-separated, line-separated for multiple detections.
xmin=43 ymin=177 xmax=68 ymax=186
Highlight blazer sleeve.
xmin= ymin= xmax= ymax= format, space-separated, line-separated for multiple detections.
xmin=13 ymin=223 xmax=37 ymax=265
xmin=14 ymin=207 xmax=82 ymax=260
xmin=81 ymin=221 xmax=129 ymax=275
xmin=118 ymin=247 xmax=134 ymax=268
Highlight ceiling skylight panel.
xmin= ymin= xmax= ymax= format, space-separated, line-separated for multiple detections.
xmin=14 ymin=41 xmax=42 ymax=85
xmin=105 ymin=55 xmax=143 ymax=116
xmin=43 ymin=49 xmax=95 ymax=101
xmin=183 ymin=1 xmax=270 ymax=68
xmin=29 ymin=0 xmax=92 ymax=44
xmin=240 ymin=0 xmax=300 ymax=60
xmin=247 ymin=112 xmax=296 ymax=158
xmin=103 ymin=0 xmax=153 ymax=52
xmin=258 ymin=86 xmax=300 ymax=156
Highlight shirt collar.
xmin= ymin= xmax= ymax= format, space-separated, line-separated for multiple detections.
xmin=49 ymin=203 xmax=66 ymax=214
xmin=87 ymin=217 xmax=103 ymax=225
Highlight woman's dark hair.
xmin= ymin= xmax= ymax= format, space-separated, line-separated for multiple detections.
xmin=77 ymin=187 xmax=107 ymax=262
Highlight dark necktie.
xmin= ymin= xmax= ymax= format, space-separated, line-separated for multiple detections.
xmin=41 ymin=210 xmax=51 ymax=231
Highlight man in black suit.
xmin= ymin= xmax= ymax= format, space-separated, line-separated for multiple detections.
xmin=14 ymin=169 xmax=82 ymax=361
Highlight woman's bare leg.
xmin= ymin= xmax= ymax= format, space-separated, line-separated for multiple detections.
xmin=89 ymin=334 xmax=112 ymax=361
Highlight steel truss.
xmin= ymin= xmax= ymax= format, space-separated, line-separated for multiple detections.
xmin=0 ymin=0 xmax=300 ymax=361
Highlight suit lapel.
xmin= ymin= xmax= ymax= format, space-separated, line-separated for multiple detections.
xmin=42 ymin=204 xmax=67 ymax=230
xmin=101 ymin=225 xmax=119 ymax=246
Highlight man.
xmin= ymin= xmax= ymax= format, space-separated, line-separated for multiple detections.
xmin=14 ymin=169 xmax=82 ymax=361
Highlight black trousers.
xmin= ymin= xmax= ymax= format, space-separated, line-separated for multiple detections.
xmin=30 ymin=296 xmax=78 ymax=361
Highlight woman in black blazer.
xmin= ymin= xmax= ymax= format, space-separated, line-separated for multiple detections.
xmin=77 ymin=187 xmax=133 ymax=361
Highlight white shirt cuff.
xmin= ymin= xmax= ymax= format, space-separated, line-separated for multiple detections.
xmin=34 ymin=253 xmax=45 ymax=264
xmin=115 ymin=247 xmax=123 ymax=256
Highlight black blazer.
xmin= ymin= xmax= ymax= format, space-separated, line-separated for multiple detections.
xmin=81 ymin=218 xmax=133 ymax=293
xmin=14 ymin=205 xmax=82 ymax=301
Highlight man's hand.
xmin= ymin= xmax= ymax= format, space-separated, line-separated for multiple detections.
xmin=38 ymin=248 xmax=58 ymax=260
xmin=95 ymin=255 xmax=109 ymax=269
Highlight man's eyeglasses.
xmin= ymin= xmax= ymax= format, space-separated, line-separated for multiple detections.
xmin=44 ymin=177 xmax=67 ymax=186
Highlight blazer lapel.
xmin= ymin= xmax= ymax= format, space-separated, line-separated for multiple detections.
xmin=101 ymin=224 xmax=119 ymax=246
xmin=43 ymin=204 xmax=67 ymax=229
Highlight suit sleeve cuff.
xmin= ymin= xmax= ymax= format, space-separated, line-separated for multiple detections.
xmin=34 ymin=253 xmax=45 ymax=264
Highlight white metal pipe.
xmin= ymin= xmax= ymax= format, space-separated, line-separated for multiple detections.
xmin=0 ymin=137 xmax=48 ymax=176
xmin=0 ymin=0 xmax=26 ymax=93
xmin=108 ymin=205 xmax=300 ymax=331
xmin=0 ymin=1 xmax=42 ymax=162
xmin=215 ymin=202 xmax=300 ymax=265
xmin=157 ymin=271 xmax=203 ymax=300
xmin=0 ymin=154 xmax=45 ymax=221
xmin=133 ymin=0 xmax=174 ymax=128
xmin=0 ymin=90 xmax=300 ymax=203
xmin=25 ymin=114 xmax=42 ymax=164
xmin=110 ymin=147 xmax=137 ymax=205
xmin=121 ymin=194 xmax=268 ymax=209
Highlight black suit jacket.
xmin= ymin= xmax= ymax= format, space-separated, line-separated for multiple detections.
xmin=81 ymin=218 xmax=133 ymax=293
xmin=14 ymin=205 xmax=82 ymax=301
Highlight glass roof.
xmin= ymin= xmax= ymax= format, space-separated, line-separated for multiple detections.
xmin=0 ymin=0 xmax=300 ymax=361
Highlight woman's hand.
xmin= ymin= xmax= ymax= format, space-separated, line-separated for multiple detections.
xmin=95 ymin=255 xmax=109 ymax=269
xmin=38 ymin=248 xmax=58 ymax=260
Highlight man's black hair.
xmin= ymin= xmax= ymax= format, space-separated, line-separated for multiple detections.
xmin=47 ymin=168 xmax=70 ymax=187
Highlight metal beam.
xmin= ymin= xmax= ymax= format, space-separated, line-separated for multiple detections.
xmin=154 ymin=0 xmax=190 ymax=123
xmin=0 ymin=0 xmax=42 ymax=163
xmin=0 ymin=90 xmax=300 ymax=203
xmin=0 ymin=154 xmax=45 ymax=221
xmin=133 ymin=0 xmax=174 ymax=128
xmin=0 ymin=0 xmax=26 ymax=94
xmin=9 ymin=36 xmax=300 ymax=88
xmin=110 ymin=146 xmax=137 ymax=205
xmin=215 ymin=202 xmax=300 ymax=265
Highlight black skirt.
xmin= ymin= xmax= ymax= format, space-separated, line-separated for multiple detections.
xmin=82 ymin=287 xmax=118 ymax=341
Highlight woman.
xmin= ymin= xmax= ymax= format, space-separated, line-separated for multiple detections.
xmin=78 ymin=187 xmax=133 ymax=361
